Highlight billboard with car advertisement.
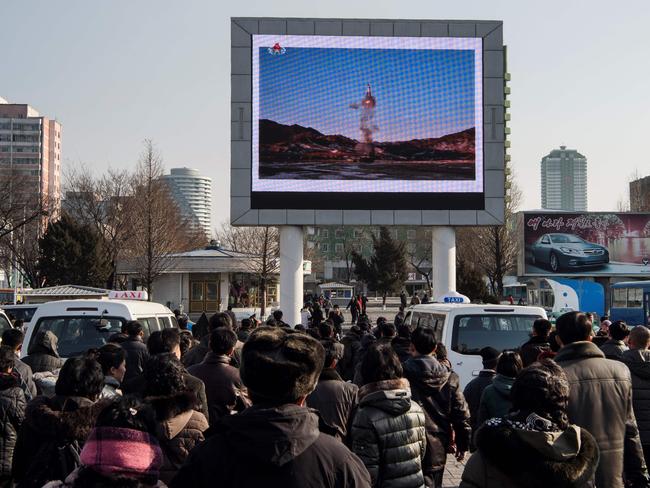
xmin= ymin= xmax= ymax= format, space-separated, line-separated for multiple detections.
xmin=520 ymin=212 xmax=650 ymax=276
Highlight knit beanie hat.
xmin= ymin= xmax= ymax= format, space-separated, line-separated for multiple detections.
xmin=80 ymin=427 xmax=163 ymax=483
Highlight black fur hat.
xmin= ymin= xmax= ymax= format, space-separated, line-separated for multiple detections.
xmin=240 ymin=326 xmax=325 ymax=405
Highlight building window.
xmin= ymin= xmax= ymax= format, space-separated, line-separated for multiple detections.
xmin=335 ymin=243 xmax=344 ymax=254
xmin=335 ymin=228 xmax=344 ymax=238
xmin=320 ymin=243 xmax=329 ymax=252
xmin=320 ymin=229 xmax=329 ymax=238
xmin=407 ymin=229 xmax=416 ymax=240
xmin=407 ymin=242 xmax=417 ymax=253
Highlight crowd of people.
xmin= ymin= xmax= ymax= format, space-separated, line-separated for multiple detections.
xmin=0 ymin=307 xmax=649 ymax=487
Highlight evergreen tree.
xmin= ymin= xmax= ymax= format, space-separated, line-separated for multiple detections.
xmin=38 ymin=213 xmax=112 ymax=288
xmin=352 ymin=227 xmax=408 ymax=306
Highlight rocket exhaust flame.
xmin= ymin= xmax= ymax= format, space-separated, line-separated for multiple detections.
xmin=350 ymin=84 xmax=378 ymax=159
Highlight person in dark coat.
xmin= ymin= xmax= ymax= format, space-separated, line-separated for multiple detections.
xmin=191 ymin=312 xmax=210 ymax=341
xmin=403 ymin=327 xmax=471 ymax=487
xmin=394 ymin=305 xmax=406 ymax=328
xmin=170 ymin=327 xmax=371 ymax=488
xmin=144 ymin=354 xmax=208 ymax=485
xmin=183 ymin=312 xmax=244 ymax=369
xmin=621 ymin=325 xmax=650 ymax=466
xmin=338 ymin=326 xmax=363 ymax=381
xmin=225 ymin=306 xmax=238 ymax=331
xmin=592 ymin=319 xmax=610 ymax=348
xmin=555 ymin=311 xmax=648 ymax=488
xmin=119 ymin=321 xmax=149 ymax=382
xmin=0 ymin=346 xmax=26 ymax=487
xmin=1 ymin=329 xmax=36 ymax=401
xmin=121 ymin=328 xmax=209 ymax=420
xmin=307 ymin=339 xmax=358 ymax=442
xmin=392 ymin=325 xmax=412 ymax=363
xmin=22 ymin=330 xmax=65 ymax=374
xmin=519 ymin=318 xmax=552 ymax=367
xmin=460 ymin=360 xmax=600 ymax=488
xmin=329 ymin=306 xmax=345 ymax=336
xmin=352 ymin=342 xmax=427 ymax=488
xmin=346 ymin=297 xmax=360 ymax=325
xmin=477 ymin=351 xmax=523 ymax=426
xmin=463 ymin=346 xmax=499 ymax=444
xmin=12 ymin=357 xmax=105 ymax=488
xmin=310 ymin=303 xmax=325 ymax=328
xmin=600 ymin=320 xmax=630 ymax=360
xmin=400 ymin=291 xmax=408 ymax=309
xmin=187 ymin=328 xmax=249 ymax=425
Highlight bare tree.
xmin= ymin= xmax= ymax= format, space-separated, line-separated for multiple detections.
xmin=64 ymin=166 xmax=133 ymax=288
xmin=406 ymin=229 xmax=432 ymax=292
xmin=215 ymin=222 xmax=279 ymax=316
xmin=126 ymin=141 xmax=202 ymax=299
xmin=458 ymin=164 xmax=521 ymax=298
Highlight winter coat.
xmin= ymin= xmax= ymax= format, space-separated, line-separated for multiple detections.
xmin=121 ymin=368 xmax=209 ymax=422
xmin=170 ymin=404 xmax=371 ymax=488
xmin=600 ymin=339 xmax=628 ymax=360
xmin=149 ymin=392 xmax=208 ymax=485
xmin=621 ymin=348 xmax=650 ymax=446
xmin=391 ymin=337 xmax=412 ymax=363
xmin=99 ymin=375 xmax=122 ymax=400
xmin=187 ymin=352 xmax=249 ymax=424
xmin=13 ymin=358 xmax=36 ymax=402
xmin=306 ymin=368 xmax=358 ymax=441
xmin=519 ymin=336 xmax=551 ymax=367
xmin=351 ymin=378 xmax=427 ymax=488
xmin=460 ymin=415 xmax=599 ymax=488
xmin=120 ymin=335 xmax=149 ymax=382
xmin=12 ymin=395 xmax=104 ymax=488
xmin=403 ymin=355 xmax=472 ymax=474
xmin=478 ymin=374 xmax=515 ymax=425
xmin=463 ymin=370 xmax=495 ymax=435
xmin=0 ymin=372 xmax=26 ymax=478
xmin=22 ymin=331 xmax=64 ymax=374
xmin=555 ymin=341 xmax=646 ymax=488
xmin=353 ymin=334 xmax=378 ymax=386
xmin=338 ymin=331 xmax=362 ymax=381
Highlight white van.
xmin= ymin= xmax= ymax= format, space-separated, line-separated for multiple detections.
xmin=404 ymin=303 xmax=547 ymax=388
xmin=22 ymin=299 xmax=178 ymax=359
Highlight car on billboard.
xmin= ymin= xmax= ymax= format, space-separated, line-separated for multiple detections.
xmin=530 ymin=233 xmax=609 ymax=272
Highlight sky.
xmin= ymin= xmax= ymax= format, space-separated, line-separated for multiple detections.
xmin=3 ymin=0 xmax=650 ymax=230
xmin=259 ymin=46 xmax=475 ymax=142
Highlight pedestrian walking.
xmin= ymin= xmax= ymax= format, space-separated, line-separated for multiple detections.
xmin=600 ymin=320 xmax=630 ymax=360
xmin=21 ymin=330 xmax=65 ymax=374
xmin=1 ymin=329 xmax=36 ymax=401
xmin=463 ymin=347 xmax=499 ymax=449
xmin=519 ymin=318 xmax=552 ymax=367
xmin=346 ymin=296 xmax=360 ymax=325
xmin=94 ymin=343 xmax=126 ymax=399
xmin=0 ymin=346 xmax=26 ymax=488
xmin=119 ymin=321 xmax=149 ymax=382
xmin=477 ymin=351 xmax=522 ymax=425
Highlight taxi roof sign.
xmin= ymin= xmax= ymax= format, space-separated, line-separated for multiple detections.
xmin=109 ymin=290 xmax=149 ymax=301
xmin=436 ymin=291 xmax=471 ymax=304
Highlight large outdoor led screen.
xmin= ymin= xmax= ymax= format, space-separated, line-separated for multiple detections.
xmin=251 ymin=34 xmax=484 ymax=210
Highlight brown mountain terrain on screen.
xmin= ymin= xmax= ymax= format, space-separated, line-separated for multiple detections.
xmin=259 ymin=119 xmax=475 ymax=163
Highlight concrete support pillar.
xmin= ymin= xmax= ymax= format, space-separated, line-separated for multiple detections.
xmin=431 ymin=226 xmax=456 ymax=300
xmin=219 ymin=273 xmax=229 ymax=311
xmin=280 ymin=226 xmax=303 ymax=326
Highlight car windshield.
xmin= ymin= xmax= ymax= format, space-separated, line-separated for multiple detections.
xmin=31 ymin=316 xmax=125 ymax=358
xmin=551 ymin=234 xmax=583 ymax=244
xmin=451 ymin=314 xmax=542 ymax=355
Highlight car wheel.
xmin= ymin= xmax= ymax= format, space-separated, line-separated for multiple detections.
xmin=550 ymin=252 xmax=560 ymax=272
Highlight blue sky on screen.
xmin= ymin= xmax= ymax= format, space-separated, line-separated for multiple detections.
xmin=259 ymin=47 xmax=475 ymax=142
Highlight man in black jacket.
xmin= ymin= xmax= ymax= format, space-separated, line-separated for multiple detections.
xmin=621 ymin=325 xmax=650 ymax=466
xmin=1 ymin=329 xmax=36 ymax=401
xmin=555 ymin=311 xmax=648 ymax=488
xmin=462 ymin=346 xmax=499 ymax=445
xmin=120 ymin=320 xmax=149 ymax=382
xmin=519 ymin=318 xmax=552 ymax=367
xmin=403 ymin=327 xmax=471 ymax=488
xmin=171 ymin=327 xmax=370 ymax=488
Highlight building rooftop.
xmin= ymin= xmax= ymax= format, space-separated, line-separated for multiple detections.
xmin=20 ymin=285 xmax=109 ymax=296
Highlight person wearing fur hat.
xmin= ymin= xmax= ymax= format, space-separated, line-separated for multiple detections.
xmin=171 ymin=327 xmax=370 ymax=488
xmin=143 ymin=353 xmax=208 ymax=485
xmin=43 ymin=396 xmax=165 ymax=487
xmin=12 ymin=356 xmax=106 ymax=488
xmin=352 ymin=342 xmax=427 ymax=488
xmin=460 ymin=359 xmax=600 ymax=488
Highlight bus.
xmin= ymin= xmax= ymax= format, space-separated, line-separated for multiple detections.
xmin=610 ymin=281 xmax=650 ymax=326
xmin=502 ymin=283 xmax=527 ymax=304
